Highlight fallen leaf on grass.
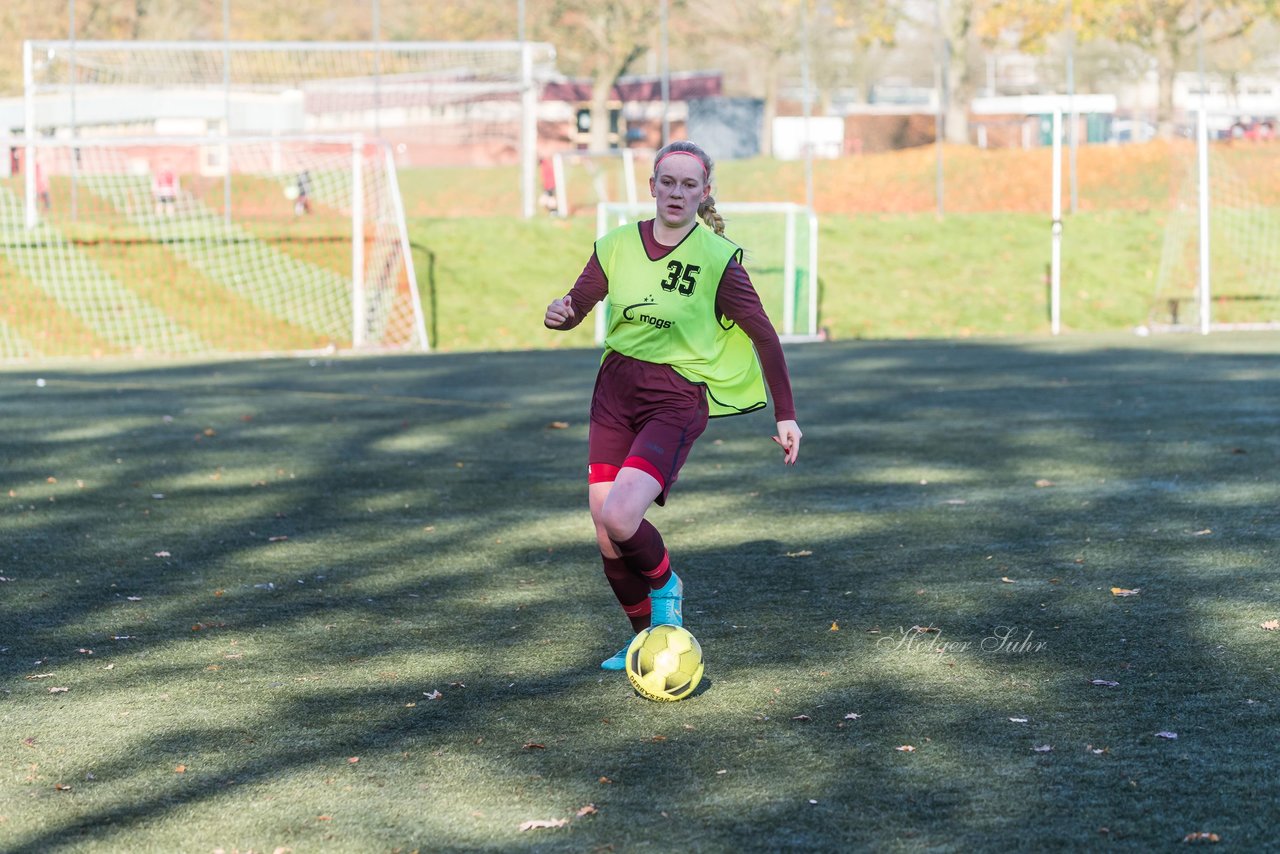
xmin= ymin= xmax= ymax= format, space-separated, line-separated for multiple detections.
xmin=598 ymin=776 xmax=613 ymax=784
xmin=423 ymin=690 xmax=442 ymax=700
xmin=1001 ymin=577 xmax=1016 ymax=583
xmin=576 ymin=804 xmax=598 ymax=817
xmin=1155 ymin=731 xmax=1178 ymax=740
xmin=48 ymin=687 xmax=69 ymax=694
xmin=829 ymin=621 xmax=839 ymax=631
xmin=1009 ymin=717 xmax=1028 ymax=723
xmin=26 ymin=673 xmax=54 ymax=680
xmin=175 ymin=765 xmax=186 ymax=773
xmin=1111 ymin=587 xmax=1141 ymax=597
xmin=1089 ymin=679 xmax=1120 ymax=687
xmin=268 ymin=536 xmax=289 ymax=542
xmin=1261 ymin=620 xmax=1279 ymax=631
xmin=1035 ymin=479 xmax=1055 ymax=488
xmin=54 ymin=783 xmax=72 ymax=792
xmin=347 ymin=757 xmax=359 ymax=764
xmin=786 ymin=550 xmax=812 ymax=558
xmin=522 ymin=743 xmax=545 ymax=750
xmin=518 ymin=818 xmax=568 ymax=831
xmin=1182 ymin=832 xmax=1220 ymax=843
xmin=154 ymin=551 xmax=171 ymax=558
xmin=1032 ymin=744 xmax=1053 ymax=753
xmin=1192 ymin=529 xmax=1212 ymax=537
xmin=895 ymin=745 xmax=915 ymax=752
xmin=844 ymin=713 xmax=861 ymax=720
xmin=546 ymin=421 xmax=570 ymax=430
xmin=791 ymin=715 xmax=811 ymax=722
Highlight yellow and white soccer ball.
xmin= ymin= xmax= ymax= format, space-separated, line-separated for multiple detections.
xmin=626 ymin=624 xmax=704 ymax=702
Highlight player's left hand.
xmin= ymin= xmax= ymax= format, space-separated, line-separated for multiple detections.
xmin=772 ymin=420 xmax=802 ymax=465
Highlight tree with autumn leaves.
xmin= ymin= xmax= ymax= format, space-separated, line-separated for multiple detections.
xmin=926 ymin=0 xmax=1280 ymax=142
xmin=2 ymin=0 xmax=1278 ymax=146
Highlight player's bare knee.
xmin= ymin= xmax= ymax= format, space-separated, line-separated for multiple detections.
xmin=599 ymin=501 xmax=641 ymax=544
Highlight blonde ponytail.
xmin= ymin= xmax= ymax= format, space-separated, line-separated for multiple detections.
xmin=699 ymin=196 xmax=726 ymax=236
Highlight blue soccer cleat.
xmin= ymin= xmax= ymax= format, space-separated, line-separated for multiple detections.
xmin=601 ymin=639 xmax=634 ymax=670
xmin=650 ymin=571 xmax=683 ymax=628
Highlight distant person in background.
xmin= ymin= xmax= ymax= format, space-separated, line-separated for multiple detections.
xmin=539 ymin=156 xmax=557 ymax=213
xmin=294 ymin=170 xmax=312 ymax=215
xmin=152 ymin=162 xmax=179 ymax=217
xmin=34 ymin=161 xmax=51 ymax=212
xmin=543 ymin=139 xmax=802 ymax=672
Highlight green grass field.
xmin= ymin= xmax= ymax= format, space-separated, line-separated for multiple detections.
xmin=409 ymin=207 xmax=1172 ymax=352
xmin=4 ymin=333 xmax=1279 ymax=851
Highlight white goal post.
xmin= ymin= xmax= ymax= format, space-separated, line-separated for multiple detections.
xmin=1 ymin=134 xmax=427 ymax=358
xmin=594 ymin=202 xmax=821 ymax=344
xmin=551 ymin=149 xmax=653 ymax=218
xmin=1147 ymin=110 xmax=1280 ymax=334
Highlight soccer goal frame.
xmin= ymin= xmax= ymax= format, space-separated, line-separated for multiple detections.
xmin=22 ymin=38 xmax=556 ymax=218
xmin=551 ymin=149 xmax=654 ymax=218
xmin=1145 ymin=106 xmax=1280 ymax=335
xmin=594 ymin=202 xmax=821 ymax=345
xmin=2 ymin=133 xmax=427 ymax=358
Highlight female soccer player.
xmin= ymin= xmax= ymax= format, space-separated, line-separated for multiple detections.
xmin=544 ymin=140 xmax=802 ymax=670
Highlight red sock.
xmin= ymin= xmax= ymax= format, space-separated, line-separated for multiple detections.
xmin=602 ymin=555 xmax=651 ymax=632
xmin=610 ymin=519 xmax=672 ymax=591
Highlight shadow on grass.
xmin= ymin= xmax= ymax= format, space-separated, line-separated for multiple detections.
xmin=2 ymin=335 xmax=1280 ymax=850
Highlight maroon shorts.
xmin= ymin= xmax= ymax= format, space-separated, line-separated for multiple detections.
xmin=588 ymin=351 xmax=709 ymax=505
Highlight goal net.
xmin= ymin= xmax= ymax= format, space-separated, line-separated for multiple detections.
xmin=22 ymin=39 xmax=557 ymax=213
xmin=595 ymin=202 xmax=821 ymax=343
xmin=1149 ymin=141 xmax=1280 ymax=332
xmin=1 ymin=135 xmax=426 ymax=358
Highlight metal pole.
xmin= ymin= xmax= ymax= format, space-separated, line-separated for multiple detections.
xmin=352 ymin=135 xmax=366 ymax=347
xmin=23 ymin=39 xmax=37 ymax=230
xmin=660 ymin=0 xmax=670 ymax=146
xmin=1195 ymin=0 xmax=1210 ymax=334
xmin=373 ymin=0 xmax=381 ymax=138
xmin=1051 ymin=108 xmax=1062 ymax=335
xmin=783 ymin=206 xmax=797 ymax=336
xmin=934 ymin=0 xmax=947 ymax=218
xmin=70 ymin=0 xmax=78 ymax=222
xmin=521 ymin=42 xmax=536 ymax=218
xmin=800 ymin=0 xmax=814 ymax=212
xmin=1066 ymin=0 xmax=1077 ymax=214
xmin=222 ymin=0 xmax=232 ymax=227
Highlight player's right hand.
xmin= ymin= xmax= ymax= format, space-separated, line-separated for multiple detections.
xmin=544 ymin=295 xmax=576 ymax=329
